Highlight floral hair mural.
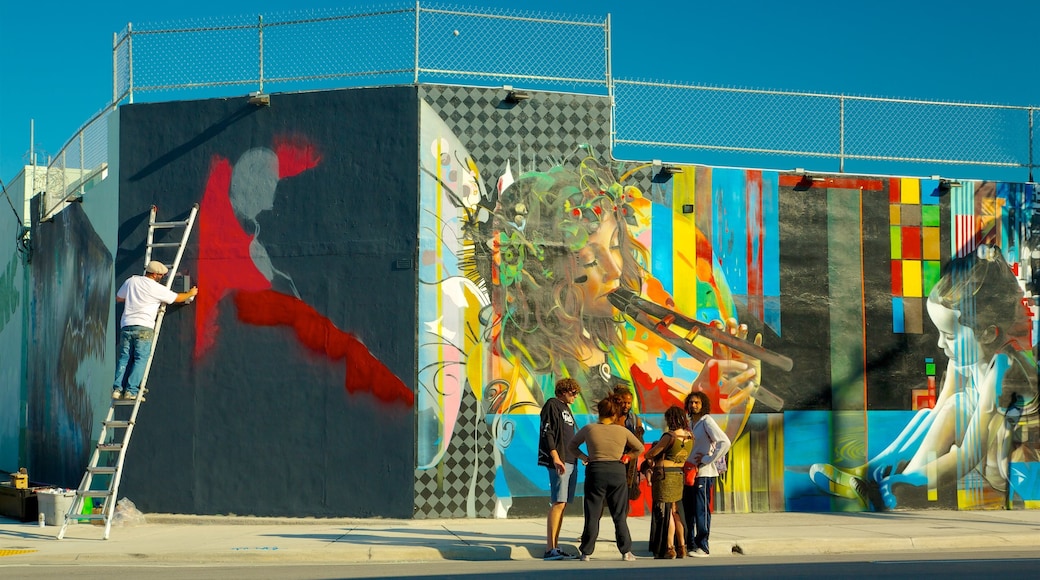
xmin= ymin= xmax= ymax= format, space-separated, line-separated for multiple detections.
xmin=480 ymin=157 xmax=649 ymax=414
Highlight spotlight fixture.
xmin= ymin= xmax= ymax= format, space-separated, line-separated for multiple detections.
xmin=248 ymin=91 xmax=271 ymax=107
xmin=651 ymin=159 xmax=682 ymax=176
xmin=937 ymin=178 xmax=961 ymax=194
xmin=502 ymin=85 xmax=531 ymax=104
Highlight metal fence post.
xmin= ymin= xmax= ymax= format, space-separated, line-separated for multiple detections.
xmin=257 ymin=15 xmax=265 ymax=94
xmin=79 ymin=133 xmax=84 ymax=196
xmin=1030 ymin=107 xmax=1034 ymax=183
xmin=112 ymin=32 xmax=117 ymax=104
xmin=127 ymin=23 xmax=134 ymax=104
xmin=606 ymin=13 xmax=613 ymax=153
xmin=839 ymin=94 xmax=845 ymax=173
xmin=414 ymin=0 xmax=420 ymax=84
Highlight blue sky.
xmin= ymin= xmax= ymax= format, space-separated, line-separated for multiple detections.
xmin=1 ymin=0 xmax=1037 ymax=186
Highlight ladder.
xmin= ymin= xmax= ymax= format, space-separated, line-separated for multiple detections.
xmin=58 ymin=203 xmax=199 ymax=540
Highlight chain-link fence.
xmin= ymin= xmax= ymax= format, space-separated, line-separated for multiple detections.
xmin=112 ymin=2 xmax=608 ymax=102
xmin=613 ymin=79 xmax=1036 ymax=181
xmin=43 ymin=2 xmax=1036 ymax=214
xmin=41 ymin=104 xmax=114 ymax=221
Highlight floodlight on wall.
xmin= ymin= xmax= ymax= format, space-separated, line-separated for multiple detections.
xmin=651 ymin=159 xmax=682 ymax=177
xmin=502 ymin=85 xmax=531 ymax=104
xmin=248 ymin=91 xmax=271 ymax=107
xmin=937 ymin=178 xmax=961 ymax=195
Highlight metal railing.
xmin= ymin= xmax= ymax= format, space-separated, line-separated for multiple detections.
xmin=40 ymin=2 xmax=1036 ymax=219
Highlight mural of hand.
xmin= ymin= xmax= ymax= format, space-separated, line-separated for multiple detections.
xmin=700 ymin=318 xmax=786 ymax=411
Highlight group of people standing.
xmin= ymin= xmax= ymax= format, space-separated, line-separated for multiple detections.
xmin=538 ymin=380 xmax=731 ymax=561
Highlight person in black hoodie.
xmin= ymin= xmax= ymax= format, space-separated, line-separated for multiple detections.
xmin=538 ymin=378 xmax=581 ymax=560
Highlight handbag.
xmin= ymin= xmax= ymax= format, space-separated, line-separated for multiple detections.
xmin=682 ymin=461 xmax=698 ymax=486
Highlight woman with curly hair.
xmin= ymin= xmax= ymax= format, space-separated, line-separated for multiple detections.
xmin=642 ymin=405 xmax=692 ymax=558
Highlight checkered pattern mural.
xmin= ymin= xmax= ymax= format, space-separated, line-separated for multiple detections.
xmin=414 ymin=85 xmax=610 ymax=518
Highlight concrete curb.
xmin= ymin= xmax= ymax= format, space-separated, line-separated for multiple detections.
xmin=730 ymin=532 xmax=1040 ymax=556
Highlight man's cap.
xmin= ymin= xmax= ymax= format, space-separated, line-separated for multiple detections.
xmin=145 ymin=261 xmax=169 ymax=275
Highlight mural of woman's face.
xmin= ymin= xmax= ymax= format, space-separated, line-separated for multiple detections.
xmin=927 ymin=299 xmax=982 ymax=367
xmin=573 ymin=212 xmax=623 ymax=318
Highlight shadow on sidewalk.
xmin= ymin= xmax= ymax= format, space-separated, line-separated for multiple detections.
xmin=261 ymin=527 xmax=536 ymax=561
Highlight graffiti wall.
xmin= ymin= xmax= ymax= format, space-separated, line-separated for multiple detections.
xmin=115 ymin=88 xmax=418 ymax=517
xmin=7 ymin=83 xmax=1035 ymax=518
xmin=416 ymin=86 xmax=1039 ymax=516
xmin=24 ymin=196 xmax=115 ymax=486
xmin=0 ymin=201 xmax=26 ymax=473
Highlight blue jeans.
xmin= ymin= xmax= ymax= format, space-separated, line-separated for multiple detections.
xmin=113 ymin=326 xmax=154 ymax=396
xmin=686 ymin=476 xmax=715 ymax=554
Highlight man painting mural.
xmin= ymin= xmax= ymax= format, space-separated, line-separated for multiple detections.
xmin=113 ymin=260 xmax=198 ymax=400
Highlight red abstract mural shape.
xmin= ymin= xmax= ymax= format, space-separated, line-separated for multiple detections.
xmin=274 ymin=136 xmax=322 ymax=178
xmin=629 ymin=364 xmax=686 ymax=412
xmin=195 ymin=155 xmax=272 ymax=358
xmin=194 ymin=137 xmax=412 ymax=407
xmin=234 ymin=289 xmax=413 ymax=406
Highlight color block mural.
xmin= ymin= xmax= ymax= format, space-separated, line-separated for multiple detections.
xmin=417 ymin=86 xmax=1039 ymax=516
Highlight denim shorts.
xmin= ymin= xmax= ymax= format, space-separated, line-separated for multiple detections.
xmin=547 ymin=462 xmax=577 ymax=504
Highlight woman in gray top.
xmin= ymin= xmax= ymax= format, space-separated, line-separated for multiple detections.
xmin=568 ymin=394 xmax=643 ymax=561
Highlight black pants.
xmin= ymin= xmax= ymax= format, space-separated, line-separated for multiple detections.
xmin=579 ymin=461 xmax=632 ymax=556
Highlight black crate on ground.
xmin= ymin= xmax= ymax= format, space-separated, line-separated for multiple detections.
xmin=0 ymin=483 xmax=38 ymax=522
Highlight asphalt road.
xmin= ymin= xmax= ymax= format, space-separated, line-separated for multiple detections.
xmin=3 ymin=549 xmax=1037 ymax=579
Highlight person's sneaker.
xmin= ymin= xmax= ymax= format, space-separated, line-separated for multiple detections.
xmin=111 ymin=390 xmax=122 ymax=400
xmin=690 ymin=548 xmax=709 ymax=558
xmin=543 ymin=549 xmax=565 ymax=561
xmin=622 ymin=551 xmax=636 ymax=561
xmin=123 ymin=392 xmax=138 ymax=400
xmin=579 ymin=553 xmax=591 ymax=561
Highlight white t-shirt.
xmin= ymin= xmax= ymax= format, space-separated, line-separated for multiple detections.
xmin=117 ymin=275 xmax=179 ymax=328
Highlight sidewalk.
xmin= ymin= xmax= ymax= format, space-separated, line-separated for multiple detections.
xmin=2 ymin=509 xmax=1039 ymax=564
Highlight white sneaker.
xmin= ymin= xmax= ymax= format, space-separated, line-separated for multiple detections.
xmin=622 ymin=551 xmax=636 ymax=561
xmin=579 ymin=553 xmax=591 ymax=561
xmin=690 ymin=548 xmax=709 ymax=558
xmin=112 ymin=390 xmax=122 ymax=399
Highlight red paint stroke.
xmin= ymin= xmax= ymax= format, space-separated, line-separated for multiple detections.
xmin=235 ymin=289 xmax=413 ymax=406
xmin=629 ymin=364 xmax=696 ymax=413
xmin=274 ymin=136 xmax=322 ymax=178
xmin=745 ymin=171 xmax=763 ymax=318
xmin=195 ymin=155 xmax=272 ymax=358
xmin=778 ymin=175 xmax=885 ymax=191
